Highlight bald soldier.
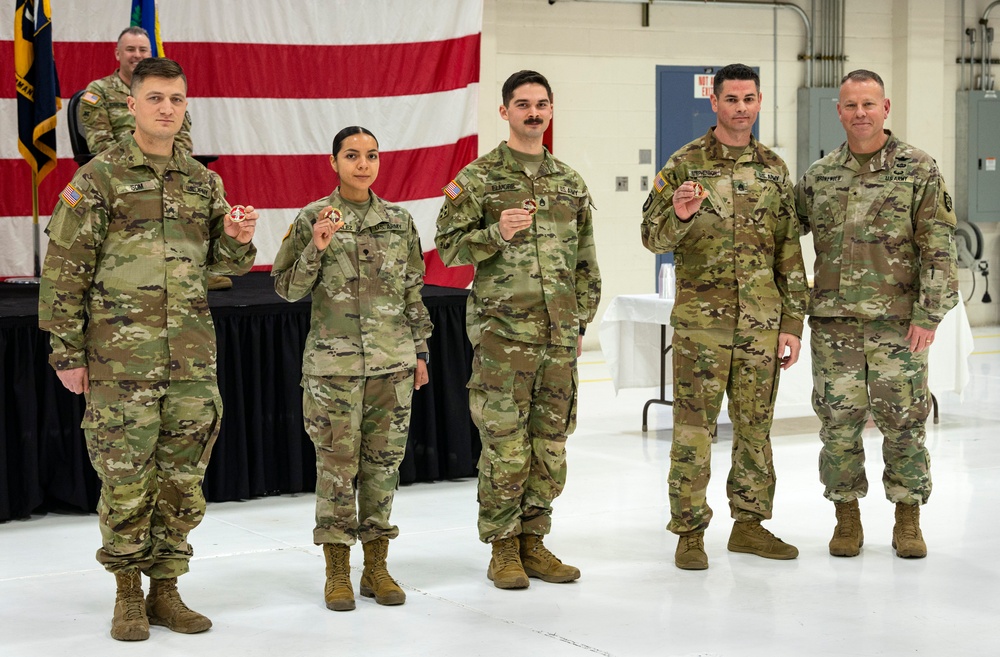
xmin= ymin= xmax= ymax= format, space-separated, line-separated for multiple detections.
xmin=435 ymin=70 xmax=601 ymax=590
xmin=795 ymin=69 xmax=958 ymax=559
xmin=39 ymin=58 xmax=257 ymax=642
xmin=641 ymin=63 xmax=808 ymax=571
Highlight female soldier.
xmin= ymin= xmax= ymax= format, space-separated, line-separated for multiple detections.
xmin=273 ymin=126 xmax=432 ymax=611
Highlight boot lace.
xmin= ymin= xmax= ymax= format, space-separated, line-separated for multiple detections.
xmin=496 ymin=539 xmax=522 ymax=568
xmin=121 ymin=595 xmax=146 ymax=620
xmin=897 ymin=506 xmax=920 ymax=540
xmin=835 ymin=505 xmax=859 ymax=537
xmin=680 ymin=534 xmax=703 ymax=553
xmin=526 ymin=538 xmax=560 ymax=564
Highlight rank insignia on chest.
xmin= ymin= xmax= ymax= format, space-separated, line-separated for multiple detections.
xmin=734 ymin=181 xmax=749 ymax=195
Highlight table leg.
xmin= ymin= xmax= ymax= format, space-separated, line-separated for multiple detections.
xmin=642 ymin=324 xmax=673 ymax=432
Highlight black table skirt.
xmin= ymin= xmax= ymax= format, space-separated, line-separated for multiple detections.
xmin=0 ymin=274 xmax=480 ymax=522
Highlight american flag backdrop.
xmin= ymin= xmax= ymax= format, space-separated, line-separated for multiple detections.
xmin=1 ymin=0 xmax=480 ymax=286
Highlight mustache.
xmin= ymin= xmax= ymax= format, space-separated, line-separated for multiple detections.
xmin=524 ymin=118 xmax=544 ymax=125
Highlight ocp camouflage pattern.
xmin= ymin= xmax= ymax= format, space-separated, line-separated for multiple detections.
xmin=794 ymin=131 xmax=959 ymax=327
xmin=641 ymin=128 xmax=808 ymax=336
xmin=435 ymin=141 xmax=601 ymax=348
xmin=39 ymin=133 xmax=256 ymax=380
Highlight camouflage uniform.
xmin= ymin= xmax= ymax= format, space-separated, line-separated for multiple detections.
xmin=435 ymin=141 xmax=601 ymax=542
xmin=795 ymin=130 xmax=958 ymax=505
xmin=273 ymin=189 xmax=433 ymax=546
xmin=80 ymin=70 xmax=193 ymax=155
xmin=641 ymin=128 xmax=808 ymax=535
xmin=38 ymin=133 xmax=256 ymax=576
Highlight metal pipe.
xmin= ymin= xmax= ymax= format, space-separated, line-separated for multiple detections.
xmin=961 ymin=0 xmax=966 ymax=91
xmin=981 ymin=19 xmax=988 ymax=89
xmin=562 ymin=0 xmax=814 ymax=86
xmin=839 ymin=0 xmax=845 ymax=82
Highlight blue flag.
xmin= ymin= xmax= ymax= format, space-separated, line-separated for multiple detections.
xmin=15 ymin=0 xmax=61 ymax=184
xmin=130 ymin=0 xmax=165 ymax=57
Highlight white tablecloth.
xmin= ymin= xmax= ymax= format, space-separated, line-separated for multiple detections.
xmin=598 ymin=293 xmax=974 ymax=420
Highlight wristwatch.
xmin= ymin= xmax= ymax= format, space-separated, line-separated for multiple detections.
xmin=416 ymin=352 xmax=430 ymax=365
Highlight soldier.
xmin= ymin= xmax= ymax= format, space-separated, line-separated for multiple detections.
xmin=38 ymin=58 xmax=257 ymax=641
xmin=79 ymin=26 xmax=192 ymax=156
xmin=78 ymin=27 xmax=233 ymax=290
xmin=435 ymin=70 xmax=601 ymax=590
xmin=273 ymin=126 xmax=433 ymax=611
xmin=641 ymin=63 xmax=808 ymax=570
xmin=795 ymin=69 xmax=958 ymax=559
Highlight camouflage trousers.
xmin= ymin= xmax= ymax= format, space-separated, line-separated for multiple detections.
xmin=302 ymin=371 xmax=413 ymax=546
xmin=468 ymin=333 xmax=578 ymax=543
xmin=809 ymin=317 xmax=931 ymax=505
xmin=82 ymin=379 xmax=222 ymax=578
xmin=668 ymin=328 xmax=782 ymax=535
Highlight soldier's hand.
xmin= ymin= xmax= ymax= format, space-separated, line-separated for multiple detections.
xmin=313 ymin=206 xmax=345 ymax=251
xmin=777 ymin=333 xmax=800 ymax=370
xmin=414 ymin=359 xmax=429 ymax=390
xmin=56 ymin=366 xmax=89 ymax=395
xmin=672 ymin=181 xmax=708 ymax=221
xmin=499 ymin=208 xmax=533 ymax=241
xmin=225 ymin=205 xmax=258 ymax=244
xmin=906 ymin=324 xmax=936 ymax=353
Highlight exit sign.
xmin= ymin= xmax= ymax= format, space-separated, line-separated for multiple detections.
xmin=694 ymin=74 xmax=715 ymax=99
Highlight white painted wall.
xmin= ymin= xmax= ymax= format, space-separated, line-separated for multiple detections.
xmin=480 ymin=0 xmax=1000 ymax=336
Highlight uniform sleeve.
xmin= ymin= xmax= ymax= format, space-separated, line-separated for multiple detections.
xmin=640 ymin=161 xmax=700 ymax=253
xmin=175 ymin=111 xmax=194 ymax=154
xmin=80 ymin=82 xmax=116 ymax=155
xmin=793 ymin=173 xmax=814 ymax=237
xmin=206 ymin=174 xmax=256 ymax=275
xmin=404 ymin=219 xmax=434 ymax=353
xmin=434 ymin=172 xmax=508 ymax=266
xmin=911 ymin=168 xmax=959 ymax=329
xmin=575 ymin=185 xmax=602 ymax=329
xmin=272 ymin=208 xmax=324 ymax=302
xmin=38 ymin=177 xmax=104 ymax=370
xmin=773 ymin=170 xmax=809 ymax=336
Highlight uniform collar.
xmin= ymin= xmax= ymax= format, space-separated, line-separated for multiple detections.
xmin=329 ymin=187 xmax=392 ymax=230
xmin=836 ymin=130 xmax=900 ymax=173
xmin=702 ymin=127 xmax=763 ymax=163
xmin=122 ymin=132 xmax=190 ymax=175
xmin=498 ymin=141 xmax=559 ymax=177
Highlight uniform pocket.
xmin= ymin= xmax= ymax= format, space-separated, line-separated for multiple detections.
xmin=81 ymin=398 xmax=140 ymax=483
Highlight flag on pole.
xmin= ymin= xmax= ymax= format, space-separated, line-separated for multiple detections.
xmin=14 ymin=0 xmax=61 ymax=184
xmin=130 ymin=0 xmax=164 ymax=57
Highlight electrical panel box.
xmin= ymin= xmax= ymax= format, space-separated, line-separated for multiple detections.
xmin=956 ymin=91 xmax=1000 ymax=222
xmin=796 ymin=87 xmax=843 ymax=179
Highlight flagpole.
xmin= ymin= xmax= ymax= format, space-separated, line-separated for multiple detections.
xmin=32 ymin=170 xmax=41 ymax=277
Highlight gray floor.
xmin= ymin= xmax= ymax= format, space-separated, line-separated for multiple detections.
xmin=2 ymin=328 xmax=998 ymax=657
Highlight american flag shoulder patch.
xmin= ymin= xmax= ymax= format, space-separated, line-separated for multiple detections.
xmin=443 ymin=179 xmax=463 ymax=200
xmin=60 ymin=184 xmax=83 ymax=208
xmin=81 ymin=91 xmax=100 ymax=105
xmin=653 ymin=171 xmax=668 ymax=193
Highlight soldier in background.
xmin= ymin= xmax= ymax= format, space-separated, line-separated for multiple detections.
xmin=435 ymin=70 xmax=601 ymax=590
xmin=641 ymin=63 xmax=808 ymax=571
xmin=78 ymin=27 xmax=235 ymax=291
xmin=795 ymin=69 xmax=958 ymax=559
xmin=39 ymin=58 xmax=257 ymax=641
xmin=79 ymin=26 xmax=192 ymax=156
xmin=273 ymin=126 xmax=433 ymax=611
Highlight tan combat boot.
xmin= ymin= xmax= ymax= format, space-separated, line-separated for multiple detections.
xmin=830 ymin=500 xmax=864 ymax=557
xmin=727 ymin=520 xmax=799 ymax=559
xmin=207 ymin=274 xmax=232 ymax=291
xmin=892 ymin=502 xmax=927 ymax=558
xmin=486 ymin=536 xmax=529 ymax=589
xmin=520 ymin=534 xmax=581 ymax=583
xmin=146 ymin=577 xmax=212 ymax=633
xmin=111 ymin=569 xmax=149 ymax=641
xmin=360 ymin=537 xmax=405 ymax=606
xmin=323 ymin=543 xmax=355 ymax=611
xmin=675 ymin=532 xmax=709 ymax=570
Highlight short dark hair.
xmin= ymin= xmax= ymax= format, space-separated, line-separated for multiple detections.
xmin=713 ymin=63 xmax=760 ymax=96
xmin=130 ymin=57 xmax=187 ymax=94
xmin=501 ymin=70 xmax=553 ymax=107
xmin=332 ymin=126 xmax=379 ymax=156
xmin=841 ymin=69 xmax=885 ymax=91
xmin=117 ymin=26 xmax=150 ymax=44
